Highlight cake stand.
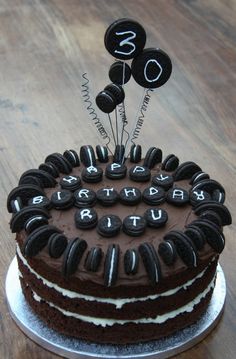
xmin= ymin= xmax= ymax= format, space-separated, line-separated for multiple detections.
xmin=6 ymin=257 xmax=226 ymax=359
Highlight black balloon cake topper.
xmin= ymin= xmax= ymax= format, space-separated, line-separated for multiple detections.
xmin=82 ymin=18 xmax=172 ymax=161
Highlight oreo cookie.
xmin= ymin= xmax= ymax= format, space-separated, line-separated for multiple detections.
xmin=152 ymin=173 xmax=174 ymax=190
xmin=45 ymin=153 xmax=73 ymax=174
xmin=60 ymin=175 xmax=82 ymax=191
xmin=63 ymin=149 xmax=80 ymax=167
xmin=212 ymin=189 xmax=225 ymax=204
xmin=104 ymin=244 xmax=120 ymax=287
xmin=158 ymin=240 xmax=177 ymax=265
xmin=189 ymin=190 xmax=211 ymax=206
xmin=161 ymin=154 xmax=179 ymax=171
xmin=184 ymin=225 xmax=206 ymax=250
xmin=174 ymin=161 xmax=202 ymax=181
xmin=51 ymin=190 xmax=74 ymax=210
xmin=189 ymin=220 xmax=225 ymax=253
xmin=80 ymin=145 xmax=96 ymax=167
xmin=199 ymin=210 xmax=222 ymax=227
xmin=105 ymin=162 xmax=127 ymax=180
xmin=191 ymin=179 xmax=225 ymax=196
xmin=144 ymin=208 xmax=168 ymax=228
xmin=10 ymin=206 xmax=50 ymax=233
xmin=10 ymin=197 xmax=23 ymax=213
xmin=85 ymin=247 xmax=103 ymax=272
xmin=164 ymin=230 xmax=198 ymax=268
xmin=82 ymin=166 xmax=103 ymax=183
xmin=23 ymin=225 xmax=62 ymax=257
xmin=97 ymin=215 xmax=122 ymax=237
xmin=19 ymin=175 xmax=43 ymax=188
xmin=39 ymin=162 xmax=59 ymax=178
xmin=109 ymin=61 xmax=131 ymax=85
xmin=143 ymin=147 xmax=162 ymax=169
xmin=166 ymin=187 xmax=189 ymax=206
xmin=7 ymin=184 xmax=45 ymax=213
xmin=96 ymin=145 xmax=109 ymax=163
xmin=194 ymin=201 xmax=232 ymax=226
xmin=104 ymin=18 xmax=146 ymax=60
xmin=139 ymin=242 xmax=162 ymax=285
xmin=104 ymin=84 xmax=125 ymax=105
xmin=24 ymin=215 xmax=49 ymax=234
xmin=119 ymin=187 xmax=141 ymax=205
xmin=124 ymin=249 xmax=139 ymax=275
xmin=62 ymin=237 xmax=87 ymax=277
xmin=48 ymin=233 xmax=68 ymax=258
xmin=28 ymin=195 xmax=51 ymax=209
xmin=96 ymin=188 xmax=119 ymax=206
xmin=130 ymin=144 xmax=142 ymax=163
xmin=142 ymin=186 xmax=165 ymax=205
xmin=74 ymin=188 xmax=96 ymax=208
xmin=74 ymin=208 xmax=98 ymax=229
xmin=113 ymin=145 xmax=125 ymax=163
xmin=129 ymin=165 xmax=151 ymax=182
xmin=123 ymin=215 xmax=146 ymax=236
xmin=19 ymin=169 xmax=56 ymax=188
xmin=190 ymin=171 xmax=210 ymax=185
xmin=96 ymin=90 xmax=116 ymax=113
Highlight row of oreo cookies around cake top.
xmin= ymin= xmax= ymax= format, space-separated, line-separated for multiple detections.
xmin=20 ymin=207 xmax=227 ymax=287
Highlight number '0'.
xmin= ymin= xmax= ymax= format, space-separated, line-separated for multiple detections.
xmin=144 ymin=59 xmax=163 ymax=83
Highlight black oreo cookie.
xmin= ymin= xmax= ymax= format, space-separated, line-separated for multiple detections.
xmin=96 ymin=188 xmax=119 ymax=206
xmin=162 ymin=154 xmax=179 ymax=171
xmin=97 ymin=215 xmax=122 ymax=237
xmin=190 ymin=171 xmax=210 ymax=185
xmin=184 ymin=226 xmax=206 ymax=250
xmin=39 ymin=162 xmax=59 ymax=178
xmin=7 ymin=184 xmax=45 ymax=213
xmin=10 ymin=197 xmax=23 ymax=213
xmin=105 ymin=163 xmax=127 ymax=179
xmin=48 ymin=233 xmax=68 ymax=258
xmin=19 ymin=169 xmax=56 ymax=188
xmin=80 ymin=145 xmax=96 ymax=167
xmin=190 ymin=220 xmax=225 ymax=253
xmin=60 ymin=175 xmax=81 ymax=191
xmin=189 ymin=190 xmax=211 ymax=206
xmin=194 ymin=201 xmax=232 ymax=226
xmin=129 ymin=165 xmax=151 ymax=182
xmin=124 ymin=249 xmax=139 ymax=275
xmin=199 ymin=210 xmax=222 ymax=227
xmin=24 ymin=215 xmax=49 ymax=234
xmin=130 ymin=144 xmax=142 ymax=163
xmin=85 ymin=247 xmax=103 ymax=272
xmin=166 ymin=187 xmax=189 ymax=206
xmin=96 ymin=145 xmax=109 ymax=163
xmin=62 ymin=238 xmax=87 ymax=277
xmin=164 ymin=230 xmax=198 ymax=268
xmin=212 ymin=189 xmax=225 ymax=204
xmin=143 ymin=147 xmax=162 ymax=169
xmin=174 ymin=161 xmax=202 ymax=181
xmin=142 ymin=186 xmax=165 ymax=205
xmin=191 ymin=179 xmax=225 ymax=196
xmin=82 ymin=166 xmax=103 ymax=183
xmin=45 ymin=153 xmax=73 ymax=174
xmin=74 ymin=208 xmax=98 ymax=229
xmin=139 ymin=242 xmax=162 ymax=285
xmin=144 ymin=208 xmax=168 ymax=228
xmin=119 ymin=187 xmax=141 ymax=205
xmin=109 ymin=61 xmax=131 ymax=85
xmin=10 ymin=206 xmax=50 ymax=233
xmin=158 ymin=240 xmax=177 ymax=266
xmin=113 ymin=145 xmax=125 ymax=163
xmin=19 ymin=175 xmax=43 ymax=188
xmin=63 ymin=149 xmax=80 ymax=167
xmin=152 ymin=173 xmax=174 ymax=190
xmin=51 ymin=190 xmax=74 ymax=210
xmin=28 ymin=195 xmax=51 ymax=209
xmin=23 ymin=225 xmax=62 ymax=257
xmin=123 ymin=215 xmax=146 ymax=236
xmin=104 ymin=244 xmax=120 ymax=287
xmin=74 ymin=188 xmax=96 ymax=208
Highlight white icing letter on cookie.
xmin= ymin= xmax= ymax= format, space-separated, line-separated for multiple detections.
xmin=87 ymin=166 xmax=97 ymax=173
xmin=149 ymin=187 xmax=159 ymax=196
xmin=130 ymin=216 xmax=140 ymax=226
xmin=193 ymin=190 xmax=205 ymax=201
xmin=103 ymin=188 xmax=114 ymax=196
xmin=124 ymin=188 xmax=136 ymax=196
xmin=32 ymin=196 xmax=44 ymax=204
xmin=151 ymin=209 xmax=162 ymax=220
xmin=172 ymin=189 xmax=184 ymax=199
xmin=63 ymin=176 xmax=77 ymax=183
xmin=133 ymin=166 xmax=144 ymax=173
xmin=78 ymin=189 xmax=89 ymax=198
xmin=80 ymin=209 xmax=92 ymax=219
xmin=111 ymin=163 xmax=121 ymax=171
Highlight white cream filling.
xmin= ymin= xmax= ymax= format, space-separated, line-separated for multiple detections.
xmin=17 ymin=244 xmax=214 ymax=309
xmin=31 ymin=276 xmax=215 ymax=327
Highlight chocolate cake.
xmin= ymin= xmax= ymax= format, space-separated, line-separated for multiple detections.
xmin=6 ymin=18 xmax=232 ymax=345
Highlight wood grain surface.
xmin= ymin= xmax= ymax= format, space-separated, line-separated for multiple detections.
xmin=0 ymin=0 xmax=235 ymax=358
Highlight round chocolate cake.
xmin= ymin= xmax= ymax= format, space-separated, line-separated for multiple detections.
xmin=7 ymin=144 xmax=232 ymax=344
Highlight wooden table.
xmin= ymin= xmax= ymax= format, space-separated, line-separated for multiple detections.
xmin=0 ymin=1 xmax=235 ymax=358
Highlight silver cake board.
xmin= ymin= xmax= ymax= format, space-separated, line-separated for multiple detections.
xmin=5 ymin=257 xmax=226 ymax=359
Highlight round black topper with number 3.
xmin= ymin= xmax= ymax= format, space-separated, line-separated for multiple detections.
xmin=131 ymin=48 xmax=172 ymax=88
xmin=104 ymin=18 xmax=146 ymax=60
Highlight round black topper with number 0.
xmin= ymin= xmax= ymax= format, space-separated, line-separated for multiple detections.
xmin=131 ymin=48 xmax=172 ymax=88
xmin=104 ymin=18 xmax=146 ymax=60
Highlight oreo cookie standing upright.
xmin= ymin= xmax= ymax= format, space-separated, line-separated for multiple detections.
xmin=130 ymin=144 xmax=142 ymax=163
xmin=104 ymin=244 xmax=120 ymax=287
xmin=143 ymin=147 xmax=162 ymax=169
xmin=96 ymin=145 xmax=109 ymax=163
xmin=139 ymin=242 xmax=162 ymax=285
xmin=63 ymin=149 xmax=80 ymax=167
xmin=162 ymin=154 xmax=179 ymax=171
xmin=124 ymin=249 xmax=139 ymax=275
xmin=80 ymin=145 xmax=96 ymax=167
xmin=62 ymin=237 xmax=87 ymax=277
